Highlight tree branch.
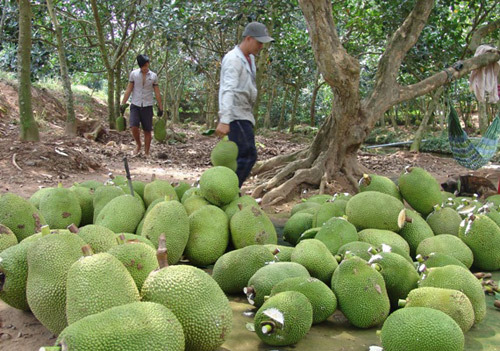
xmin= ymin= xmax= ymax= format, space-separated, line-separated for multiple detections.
xmin=468 ymin=19 xmax=500 ymax=53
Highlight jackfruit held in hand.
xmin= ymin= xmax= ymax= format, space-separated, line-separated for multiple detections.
xmin=358 ymin=174 xmax=402 ymax=201
xmin=153 ymin=118 xmax=166 ymax=142
xmin=254 ymin=291 xmax=313 ymax=346
xmin=0 ymin=193 xmax=46 ymax=241
xmin=380 ymin=307 xmax=464 ymax=351
xmin=199 ymin=166 xmax=240 ymax=207
xmin=27 ymin=231 xmax=85 ymax=335
xmin=116 ymin=116 xmax=126 ymax=132
xmin=39 ymin=185 xmax=82 ymax=229
xmin=141 ymin=244 xmax=232 ymax=351
xmin=331 ymin=256 xmax=390 ymax=328
xmin=65 ymin=246 xmax=140 ymax=325
xmin=398 ymin=166 xmax=442 ymax=216
xmin=230 ymin=205 xmax=278 ymax=249
xmin=400 ymin=287 xmax=474 ymax=332
xmin=345 ymin=191 xmax=406 ymax=232
xmin=46 ymin=302 xmax=185 ymax=351
xmin=458 ymin=213 xmax=500 ymax=270
xmin=95 ymin=194 xmax=145 ymax=233
xmin=212 ymin=245 xmax=275 ymax=294
xmin=210 ymin=137 xmax=238 ymax=171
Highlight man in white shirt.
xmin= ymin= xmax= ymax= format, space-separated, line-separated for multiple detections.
xmin=121 ymin=54 xmax=163 ymax=157
xmin=215 ymin=22 xmax=274 ymax=187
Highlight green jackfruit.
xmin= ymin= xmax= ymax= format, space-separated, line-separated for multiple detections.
xmin=92 ymin=185 xmax=125 ymax=221
xmin=114 ymin=233 xmax=155 ymax=248
xmin=230 ymin=205 xmax=277 ymax=249
xmin=296 ymin=227 xmax=321 ymax=243
xmin=264 ymin=244 xmax=294 ymax=262
xmin=0 ymin=193 xmax=46 ymax=241
xmin=401 ymin=287 xmax=474 ymax=332
xmin=331 ymin=256 xmax=390 ymax=328
xmin=398 ymin=209 xmax=434 ymax=257
xmin=245 ymin=262 xmax=310 ymax=307
xmin=336 ymin=241 xmax=373 ymax=261
xmin=416 ymin=252 xmax=467 ymax=269
xmin=70 ymin=186 xmax=94 ymax=226
xmin=458 ymin=213 xmax=500 ymax=270
xmin=183 ymin=194 xmax=210 ymax=215
xmin=307 ymin=194 xmax=333 ymax=204
xmin=26 ymin=232 xmax=85 ymax=334
xmin=0 ymin=240 xmax=31 ymax=310
xmin=185 ymin=205 xmax=229 ymax=266
xmin=290 ymin=201 xmax=321 ymax=216
xmin=416 ymin=234 xmax=473 ymax=268
xmin=77 ymin=224 xmax=117 ymax=253
xmin=271 ymin=276 xmax=337 ymax=324
xmin=398 ymin=166 xmax=442 ymax=216
xmin=199 ymin=166 xmax=240 ymax=207
xmin=419 ymin=265 xmax=486 ymax=324
xmin=315 ymin=217 xmax=358 ymax=255
xmin=173 ymin=181 xmax=191 ymax=201
xmin=132 ymin=180 xmax=146 ymax=200
xmin=212 ymin=245 xmax=275 ymax=294
xmin=181 ymin=187 xmax=200 ymax=204
xmin=66 ymin=248 xmax=140 ymax=324
xmin=224 ymin=195 xmax=259 ymax=220
xmin=426 ymin=206 xmax=462 ymax=236
xmin=153 ymin=118 xmax=166 ymax=142
xmin=143 ymin=179 xmax=178 ymax=207
xmin=210 ymin=138 xmax=238 ymax=171
xmin=29 ymin=187 xmax=53 ymax=209
xmin=380 ymin=307 xmax=464 ymax=351
xmin=116 ymin=116 xmax=126 ymax=131
xmin=95 ymin=194 xmax=145 ymax=233
xmin=283 ymin=212 xmax=313 ymax=245
xmin=290 ymin=239 xmax=338 ymax=283
xmin=312 ymin=201 xmax=345 ymax=227
xmin=76 ymin=180 xmax=103 ymax=191
xmin=485 ymin=194 xmax=500 ymax=207
xmin=0 ymin=224 xmax=17 ymax=252
xmin=39 ymin=186 xmax=82 ymax=229
xmin=141 ymin=264 xmax=232 ymax=351
xmin=345 ymin=191 xmax=406 ymax=232
xmin=254 ymin=291 xmax=313 ymax=346
xmin=50 ymin=302 xmax=184 ymax=351
xmin=358 ymin=174 xmax=402 ymax=201
xmin=358 ymin=228 xmax=410 ymax=254
xmin=141 ymin=200 xmax=189 ymax=264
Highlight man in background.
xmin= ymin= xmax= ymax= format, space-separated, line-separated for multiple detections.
xmin=215 ymin=22 xmax=274 ymax=187
xmin=121 ymin=54 xmax=163 ymax=157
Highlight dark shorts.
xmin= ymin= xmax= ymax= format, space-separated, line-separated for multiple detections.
xmin=130 ymin=104 xmax=153 ymax=131
xmin=228 ymin=120 xmax=257 ymax=187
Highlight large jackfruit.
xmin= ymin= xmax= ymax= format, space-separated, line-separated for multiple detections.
xmin=39 ymin=186 xmax=82 ymax=229
xmin=77 ymin=224 xmax=117 ymax=253
xmin=143 ymin=179 xmax=178 ymax=207
xmin=398 ymin=166 xmax=442 ymax=216
xmin=199 ymin=166 xmax=240 ymax=207
xmin=92 ymin=185 xmax=125 ymax=221
xmin=290 ymin=239 xmax=338 ymax=283
xmin=315 ymin=216 xmax=358 ymax=255
xmin=398 ymin=209 xmax=434 ymax=257
xmin=95 ymin=194 xmax=145 ymax=233
xmin=358 ymin=174 xmax=402 ymax=201
xmin=0 ymin=193 xmax=46 ymax=241
xmin=230 ymin=205 xmax=277 ymax=249
xmin=283 ymin=212 xmax=314 ymax=246
xmin=416 ymin=234 xmax=473 ymax=268
xmin=426 ymin=206 xmax=462 ymax=236
xmin=0 ymin=240 xmax=32 ymax=310
xmin=210 ymin=137 xmax=238 ymax=171
xmin=0 ymin=224 xmax=17 ymax=252
xmin=358 ymin=228 xmax=410 ymax=255
xmin=70 ymin=186 xmax=94 ymax=226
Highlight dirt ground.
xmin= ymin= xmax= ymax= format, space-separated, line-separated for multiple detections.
xmin=1 ymin=80 xmax=499 ymax=350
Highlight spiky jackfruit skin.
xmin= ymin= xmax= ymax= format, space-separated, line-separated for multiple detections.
xmin=26 ymin=233 xmax=85 ymax=334
xmin=29 ymin=187 xmax=53 ymax=209
xmin=55 ymin=302 xmax=185 ymax=351
xmin=210 ymin=139 xmax=238 ymax=171
xmin=107 ymin=241 xmax=159 ymax=291
xmin=92 ymin=186 xmax=125 ymax=221
xmin=283 ymin=212 xmax=314 ymax=246
xmin=458 ymin=214 xmax=500 ymax=270
xmin=271 ymin=277 xmax=337 ymax=324
xmin=0 ymin=224 xmax=17 ymax=252
xmin=153 ymin=118 xmax=166 ymax=142
xmin=368 ymin=252 xmax=419 ymax=310
xmin=416 ymin=234 xmax=473 ymax=268
xmin=307 ymin=194 xmax=333 ymax=204
xmin=426 ymin=207 xmax=462 ymax=236
xmin=183 ymin=195 xmax=210 ymax=216
xmin=141 ymin=200 xmax=189 ymax=264
xmin=485 ymin=194 xmax=500 ymax=207
xmin=66 ymin=253 xmax=140 ymax=324
xmin=290 ymin=201 xmax=321 ymax=216
xmin=0 ymin=240 xmax=31 ymax=310
xmin=173 ymin=181 xmax=191 ymax=201
xmin=115 ymin=233 xmax=155 ymax=248
xmin=264 ymin=244 xmax=294 ymax=262
xmin=419 ymin=265 xmax=486 ymax=324
xmin=141 ymin=265 xmax=232 ymax=351
xmin=70 ymin=186 xmax=94 ymax=226
xmin=181 ymin=187 xmax=200 ymax=204
xmin=403 ymin=287 xmax=474 ymax=332
xmin=345 ymin=191 xmax=405 ymax=232
xmin=398 ymin=209 xmax=434 ymax=257
xmin=359 ymin=174 xmax=402 ymax=201
xmin=254 ymin=291 xmax=313 ymax=346
xmin=185 ymin=205 xmax=229 ymax=266
xmin=484 ymin=207 xmax=500 ymax=227
xmin=398 ymin=167 xmax=442 ymax=216
xmin=230 ymin=205 xmax=277 ymax=249
xmin=77 ymin=225 xmax=117 ymax=253
xmin=315 ymin=217 xmax=358 ymax=255
xmin=419 ymin=252 xmax=467 ymax=269
xmin=95 ymin=195 xmax=145 ymax=234
xmin=336 ymin=241 xmax=373 ymax=261
xmin=132 ymin=180 xmax=146 ymax=200
xmin=212 ymin=245 xmax=275 ymax=294
xmin=77 ymin=180 xmax=103 ymax=191
xmin=143 ymin=179 xmax=178 ymax=207
xmin=313 ymin=201 xmax=345 ymax=227
xmin=39 ymin=187 xmax=82 ymax=229
xmin=224 ymin=195 xmax=259 ymax=220
xmin=247 ymin=262 xmax=310 ymax=308
xmin=291 ymin=239 xmax=338 ymax=283
xmin=358 ymin=228 xmax=410 ymax=254
xmin=115 ymin=116 xmax=126 ymax=131
xmin=380 ymin=307 xmax=464 ymax=351
xmin=296 ymin=227 xmax=321 ymax=243
xmin=199 ymin=166 xmax=240 ymax=207
xmin=331 ymin=256 xmax=390 ymax=328
xmin=0 ymin=193 xmax=46 ymax=241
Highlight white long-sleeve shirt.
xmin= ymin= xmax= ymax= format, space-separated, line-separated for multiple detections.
xmin=218 ymin=46 xmax=257 ymax=125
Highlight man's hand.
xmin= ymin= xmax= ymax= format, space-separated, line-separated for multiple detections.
xmin=215 ymin=122 xmax=230 ymax=137
xmin=157 ymin=109 xmax=163 ymax=117
xmin=119 ymin=104 xmax=129 ymax=115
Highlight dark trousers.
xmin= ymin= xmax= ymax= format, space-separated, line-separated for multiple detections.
xmin=228 ymin=120 xmax=257 ymax=188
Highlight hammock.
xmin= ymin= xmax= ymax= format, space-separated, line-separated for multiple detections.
xmin=448 ymin=104 xmax=500 ymax=170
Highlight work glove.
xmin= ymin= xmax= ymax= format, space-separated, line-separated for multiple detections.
xmin=119 ymin=104 xmax=129 ymax=115
xmin=157 ymin=109 xmax=164 ymax=118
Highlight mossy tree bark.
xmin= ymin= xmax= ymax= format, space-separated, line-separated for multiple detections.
xmin=17 ymin=0 xmax=39 ymax=142
xmin=410 ymin=86 xmax=443 ymax=152
xmin=253 ymin=0 xmax=500 ymax=205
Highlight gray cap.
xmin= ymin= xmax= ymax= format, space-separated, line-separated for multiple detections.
xmin=242 ymin=22 xmax=274 ymax=43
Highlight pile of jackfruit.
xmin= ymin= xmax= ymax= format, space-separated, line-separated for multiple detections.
xmin=0 ymin=161 xmax=499 ymax=351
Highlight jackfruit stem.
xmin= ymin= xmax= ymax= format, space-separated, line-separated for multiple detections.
xmin=157 ymin=233 xmax=168 ymax=269
xmin=116 ymin=234 xmax=126 ymax=245
xmin=150 ymin=173 xmax=156 ymax=182
xmin=244 ymin=286 xmax=255 ymax=295
xmin=405 ymin=217 xmax=413 ymax=223
xmin=67 ymin=223 xmax=79 ymax=233
xmin=260 ymin=321 xmax=275 ymax=334
xmin=237 ymin=203 xmax=243 ymax=210
xmin=272 ymin=248 xmax=280 ymax=256
xmin=39 ymin=347 xmax=61 ymax=351
xmin=57 ymin=183 xmax=63 ymax=188
xmin=41 ymin=225 xmax=50 ymax=236
xmin=494 ymin=300 xmax=500 ymax=309
xmin=398 ymin=299 xmax=407 ymax=308
xmin=81 ymin=245 xmax=93 ymax=257
xmin=334 ymin=254 xmax=342 ymax=263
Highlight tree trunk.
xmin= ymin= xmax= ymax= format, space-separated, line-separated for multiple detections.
xmin=277 ymin=85 xmax=289 ymax=130
xmin=17 ymin=0 xmax=39 ymax=142
xmin=478 ymin=101 xmax=488 ymax=135
xmin=0 ymin=0 xmax=8 ymax=43
xmin=288 ymin=85 xmax=300 ymax=133
xmin=264 ymin=84 xmax=277 ymax=129
xmin=410 ymin=86 xmax=443 ymax=152
xmin=310 ymin=70 xmax=323 ymax=127
xmin=46 ymin=0 xmax=76 ymax=136
xmin=114 ymin=61 xmax=122 ymax=120
xmin=107 ymin=69 xmax=115 ymax=129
